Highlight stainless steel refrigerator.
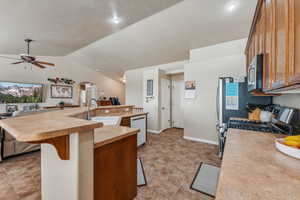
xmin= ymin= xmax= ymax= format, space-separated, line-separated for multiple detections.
xmin=216 ymin=77 xmax=272 ymax=158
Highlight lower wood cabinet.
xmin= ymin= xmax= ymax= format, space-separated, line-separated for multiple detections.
xmin=120 ymin=117 xmax=131 ymax=127
xmin=94 ymin=135 xmax=137 ymax=200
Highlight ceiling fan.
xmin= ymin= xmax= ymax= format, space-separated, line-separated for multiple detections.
xmin=0 ymin=39 xmax=55 ymax=69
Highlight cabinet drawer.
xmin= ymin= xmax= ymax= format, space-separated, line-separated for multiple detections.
xmin=120 ymin=117 xmax=131 ymax=127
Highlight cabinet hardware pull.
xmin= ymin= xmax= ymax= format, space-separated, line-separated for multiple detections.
xmin=132 ymin=117 xmax=145 ymax=121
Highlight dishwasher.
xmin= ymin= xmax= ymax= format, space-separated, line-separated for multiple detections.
xmin=131 ymin=116 xmax=146 ymax=146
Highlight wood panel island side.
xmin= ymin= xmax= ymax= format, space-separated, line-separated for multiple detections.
xmin=0 ymin=105 xmax=145 ymax=200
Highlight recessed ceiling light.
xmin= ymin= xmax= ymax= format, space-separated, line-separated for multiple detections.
xmin=95 ymin=69 xmax=101 ymax=72
xmin=111 ymin=16 xmax=122 ymax=24
xmin=226 ymin=1 xmax=239 ymax=12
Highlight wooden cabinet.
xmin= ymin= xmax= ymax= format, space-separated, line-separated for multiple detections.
xmin=245 ymin=0 xmax=300 ymax=92
xmin=264 ymin=0 xmax=274 ymax=90
xmin=272 ymin=0 xmax=290 ymax=88
xmin=97 ymin=100 xmax=112 ymax=106
xmin=289 ymin=0 xmax=300 ymax=84
xmin=94 ymin=135 xmax=137 ymax=200
xmin=120 ymin=117 xmax=131 ymax=127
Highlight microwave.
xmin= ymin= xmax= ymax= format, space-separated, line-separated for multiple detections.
xmin=248 ymin=54 xmax=263 ymax=92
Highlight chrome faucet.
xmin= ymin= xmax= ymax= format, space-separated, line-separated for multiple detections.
xmin=87 ymin=98 xmax=98 ymax=120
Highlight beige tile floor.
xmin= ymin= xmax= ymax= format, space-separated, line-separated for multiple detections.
xmin=0 ymin=128 xmax=221 ymax=200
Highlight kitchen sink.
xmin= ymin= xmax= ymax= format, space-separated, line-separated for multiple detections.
xmin=90 ymin=116 xmax=121 ymax=126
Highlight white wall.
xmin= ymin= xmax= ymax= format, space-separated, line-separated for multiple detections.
xmin=125 ymin=60 xmax=187 ymax=108
xmin=183 ymin=39 xmax=247 ymax=143
xmin=190 ymin=39 xmax=247 ymax=63
xmin=125 ymin=69 xmax=143 ymax=107
xmin=125 ymin=39 xmax=246 ymax=139
xmin=274 ymin=94 xmax=300 ymax=109
xmin=184 ymin=55 xmax=246 ymax=143
xmin=0 ymin=56 xmax=125 ymax=113
xmin=125 ymin=60 xmax=187 ymax=132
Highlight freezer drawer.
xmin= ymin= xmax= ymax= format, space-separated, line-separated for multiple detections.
xmin=131 ymin=116 xmax=146 ymax=146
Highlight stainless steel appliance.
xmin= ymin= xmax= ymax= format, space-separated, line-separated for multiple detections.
xmin=248 ymin=54 xmax=263 ymax=92
xmin=228 ymin=106 xmax=299 ymax=135
xmin=216 ymin=77 xmax=273 ymax=158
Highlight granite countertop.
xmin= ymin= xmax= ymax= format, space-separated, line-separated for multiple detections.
xmin=0 ymin=105 xmax=141 ymax=143
xmin=94 ymin=126 xmax=139 ymax=148
xmin=216 ymin=129 xmax=300 ymax=200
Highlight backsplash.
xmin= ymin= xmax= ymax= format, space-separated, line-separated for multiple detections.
xmin=274 ymin=94 xmax=300 ymax=109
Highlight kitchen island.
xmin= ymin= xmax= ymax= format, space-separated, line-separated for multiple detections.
xmin=0 ymin=105 xmax=146 ymax=200
xmin=216 ymin=129 xmax=300 ymax=200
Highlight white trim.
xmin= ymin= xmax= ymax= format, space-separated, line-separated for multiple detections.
xmin=183 ymin=136 xmax=218 ymax=145
xmin=147 ymin=129 xmax=162 ymax=134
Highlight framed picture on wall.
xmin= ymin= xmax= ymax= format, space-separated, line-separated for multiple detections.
xmin=51 ymin=85 xmax=73 ymax=99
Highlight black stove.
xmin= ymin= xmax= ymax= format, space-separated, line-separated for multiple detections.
xmin=228 ymin=119 xmax=285 ymax=134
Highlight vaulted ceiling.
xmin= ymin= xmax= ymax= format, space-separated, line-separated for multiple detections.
xmin=68 ymin=0 xmax=258 ymax=80
xmin=1 ymin=0 xmax=258 ymax=80
xmin=0 ymin=0 xmax=182 ymax=55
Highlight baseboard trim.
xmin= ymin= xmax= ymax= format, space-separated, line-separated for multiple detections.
xmin=183 ymin=136 xmax=218 ymax=145
xmin=147 ymin=129 xmax=162 ymax=134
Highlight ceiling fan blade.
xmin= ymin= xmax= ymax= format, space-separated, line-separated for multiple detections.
xmin=32 ymin=63 xmax=46 ymax=69
xmin=0 ymin=56 xmax=21 ymax=60
xmin=35 ymin=61 xmax=55 ymax=66
xmin=11 ymin=61 xmax=25 ymax=65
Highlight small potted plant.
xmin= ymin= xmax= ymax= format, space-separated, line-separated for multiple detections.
xmin=58 ymin=101 xmax=65 ymax=110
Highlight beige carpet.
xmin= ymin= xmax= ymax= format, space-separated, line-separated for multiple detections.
xmin=0 ymin=128 xmax=221 ymax=200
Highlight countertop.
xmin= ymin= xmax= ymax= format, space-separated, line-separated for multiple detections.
xmin=95 ymin=111 xmax=147 ymax=118
xmin=94 ymin=126 xmax=139 ymax=148
xmin=216 ymin=129 xmax=300 ymax=200
xmin=0 ymin=105 xmax=145 ymax=143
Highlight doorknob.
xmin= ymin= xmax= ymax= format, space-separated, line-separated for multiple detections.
xmin=161 ymin=107 xmax=165 ymax=110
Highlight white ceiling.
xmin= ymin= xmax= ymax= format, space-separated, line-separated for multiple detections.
xmin=1 ymin=0 xmax=258 ymax=81
xmin=0 ymin=0 xmax=182 ymax=55
xmin=68 ymin=0 xmax=258 ymax=80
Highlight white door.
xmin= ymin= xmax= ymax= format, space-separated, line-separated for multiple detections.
xmin=172 ymin=74 xmax=184 ymax=128
xmin=160 ymin=78 xmax=171 ymax=130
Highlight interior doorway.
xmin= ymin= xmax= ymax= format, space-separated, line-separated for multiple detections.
xmin=171 ymin=74 xmax=184 ymax=128
xmin=160 ymin=77 xmax=171 ymax=131
xmin=160 ymin=73 xmax=184 ymax=131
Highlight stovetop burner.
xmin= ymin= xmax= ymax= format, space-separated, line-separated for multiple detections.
xmin=228 ymin=120 xmax=284 ymax=134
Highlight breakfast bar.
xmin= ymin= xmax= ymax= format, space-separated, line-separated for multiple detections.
xmin=0 ymin=105 xmax=145 ymax=200
xmin=216 ymin=129 xmax=300 ymax=200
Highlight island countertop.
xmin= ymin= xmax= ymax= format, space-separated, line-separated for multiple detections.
xmin=0 ymin=105 xmax=145 ymax=143
xmin=216 ymin=129 xmax=300 ymax=200
xmin=94 ymin=126 xmax=139 ymax=148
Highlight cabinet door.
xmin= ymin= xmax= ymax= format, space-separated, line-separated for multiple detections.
xmin=264 ymin=0 xmax=274 ymax=90
xmin=288 ymin=0 xmax=300 ymax=84
xmin=272 ymin=0 xmax=290 ymax=88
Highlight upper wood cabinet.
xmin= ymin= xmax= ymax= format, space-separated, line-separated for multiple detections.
xmin=272 ymin=0 xmax=289 ymax=88
xmin=245 ymin=0 xmax=300 ymax=92
xmin=264 ymin=0 xmax=273 ymax=90
xmin=289 ymin=0 xmax=300 ymax=84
